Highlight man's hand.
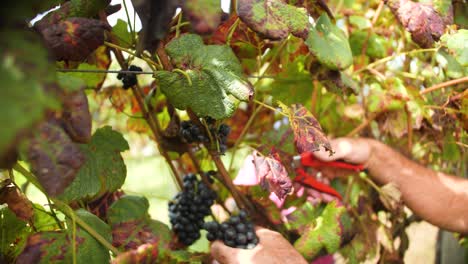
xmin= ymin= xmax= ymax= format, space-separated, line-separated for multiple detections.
xmin=313 ymin=138 xmax=374 ymax=179
xmin=210 ymin=227 xmax=307 ymax=264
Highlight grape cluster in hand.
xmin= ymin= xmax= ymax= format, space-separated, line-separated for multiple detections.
xmin=203 ymin=211 xmax=259 ymax=249
xmin=117 ymin=65 xmax=142 ymax=89
xmin=168 ymin=174 xmax=217 ymax=246
xmin=179 ymin=120 xmax=231 ymax=154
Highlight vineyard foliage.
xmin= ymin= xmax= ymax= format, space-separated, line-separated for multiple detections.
xmin=0 ymin=0 xmax=467 ymax=263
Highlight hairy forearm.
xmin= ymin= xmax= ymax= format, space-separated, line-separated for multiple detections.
xmin=364 ymin=139 xmax=468 ymax=234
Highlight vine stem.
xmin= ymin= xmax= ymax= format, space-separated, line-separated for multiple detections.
xmin=253 ymin=99 xmax=288 ymax=117
xmin=104 ymin=41 xmax=160 ymax=69
xmin=228 ymin=104 xmax=263 ymax=171
xmin=130 ymin=84 xmax=184 ymax=190
xmin=12 ymin=163 xmax=120 ymax=256
xmin=105 ymin=37 xmax=183 ymax=190
xmin=346 ymin=112 xmax=382 ymax=137
xmin=354 ymin=48 xmax=438 ymax=74
xmin=419 ymin=76 xmax=468 ymax=95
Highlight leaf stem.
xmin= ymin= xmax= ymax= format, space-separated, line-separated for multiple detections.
xmin=253 ymin=99 xmax=288 ymax=117
xmin=419 ymin=76 xmax=468 ymax=95
xmin=173 ymin=69 xmax=193 ymax=86
xmin=121 ymin=0 xmax=135 ymax=44
xmin=12 ymin=164 xmax=120 ymax=256
xmin=354 ymin=48 xmax=438 ymax=74
xmin=104 ymin=41 xmax=160 ymax=68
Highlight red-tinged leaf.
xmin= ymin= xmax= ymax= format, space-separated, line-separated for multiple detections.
xmin=386 ymin=0 xmax=453 ymax=48
xmin=279 ymin=103 xmax=333 ymax=155
xmin=182 ymin=0 xmax=222 ymax=34
xmin=0 ymin=179 xmax=34 ymax=221
xmin=252 ymin=151 xmax=293 ymax=199
xmin=237 ymin=0 xmax=310 ymax=40
xmin=86 ymin=191 xmax=125 ymax=221
xmin=34 ymin=0 xmax=111 ymax=32
xmin=26 ymin=120 xmax=85 ymax=196
xmin=59 ymin=88 xmax=92 ymax=143
xmin=112 ymin=243 xmax=159 ymax=264
xmin=40 ymin=18 xmax=111 ymax=61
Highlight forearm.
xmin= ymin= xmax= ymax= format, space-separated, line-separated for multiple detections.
xmin=366 ymin=139 xmax=468 ymax=234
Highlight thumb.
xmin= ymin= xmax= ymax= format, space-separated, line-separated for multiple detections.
xmin=314 ymin=138 xmax=372 ymax=164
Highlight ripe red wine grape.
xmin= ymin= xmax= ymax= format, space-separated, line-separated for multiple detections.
xmin=203 ymin=211 xmax=259 ymax=249
xmin=117 ymin=65 xmax=142 ymax=89
xmin=178 ymin=120 xmax=231 ymax=154
xmin=168 ymin=173 xmax=217 ymax=246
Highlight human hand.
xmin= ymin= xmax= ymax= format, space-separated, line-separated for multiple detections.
xmin=312 ymin=137 xmax=374 ymax=179
xmin=210 ymin=227 xmax=307 ymax=264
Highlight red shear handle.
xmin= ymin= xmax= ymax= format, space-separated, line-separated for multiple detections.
xmin=300 ymin=152 xmax=365 ymax=172
xmin=295 ymin=168 xmax=342 ymax=200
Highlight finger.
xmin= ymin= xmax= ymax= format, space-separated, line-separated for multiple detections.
xmin=313 ymin=138 xmax=351 ymax=161
xmin=211 ymin=240 xmax=238 ymax=263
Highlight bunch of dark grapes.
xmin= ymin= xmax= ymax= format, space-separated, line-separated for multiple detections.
xmin=168 ymin=174 xmax=217 ymax=246
xmin=117 ymin=65 xmax=142 ymax=89
xmin=203 ymin=211 xmax=258 ymax=249
xmin=179 ymin=121 xmax=209 ymax=143
xmin=179 ymin=120 xmax=231 ymax=154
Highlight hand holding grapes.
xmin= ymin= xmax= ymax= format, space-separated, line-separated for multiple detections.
xmin=210 ymin=227 xmax=307 ymax=264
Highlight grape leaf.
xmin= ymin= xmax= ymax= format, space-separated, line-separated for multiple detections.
xmin=0 ymin=207 xmax=31 ymax=262
xmin=294 ymin=201 xmax=345 ymax=260
xmin=58 ymin=126 xmax=129 ymax=202
xmin=112 ymin=19 xmax=133 ymax=48
xmin=279 ymin=103 xmax=332 ymax=154
xmin=155 ymin=34 xmax=253 ymax=119
xmin=40 ymin=18 xmax=110 ymax=61
xmin=59 ymin=88 xmax=92 ymax=144
xmin=270 ymin=55 xmax=313 ymax=106
xmin=252 ymin=151 xmax=293 ymax=200
xmin=34 ymin=0 xmax=111 ymax=31
xmin=16 ymin=209 xmax=111 ymax=264
xmin=107 ymin=195 xmax=171 ymax=251
xmin=0 ymin=179 xmax=34 ymax=221
xmin=0 ymin=31 xmax=60 ymax=166
xmin=26 ymin=120 xmax=86 ymax=196
xmin=288 ymin=0 xmax=334 ymax=20
xmin=349 ymin=31 xmax=387 ymax=59
xmin=386 ymin=0 xmax=453 ymax=48
xmin=182 ymin=0 xmax=222 ymax=34
xmin=305 ymin=14 xmax=353 ymax=70
xmin=441 ymin=29 xmax=468 ymax=67
xmin=237 ymin=0 xmax=309 ymax=40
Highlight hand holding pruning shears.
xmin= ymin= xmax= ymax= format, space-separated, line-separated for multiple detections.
xmin=292 ymin=138 xmax=372 ymax=200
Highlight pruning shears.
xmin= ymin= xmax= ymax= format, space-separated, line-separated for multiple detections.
xmin=292 ymin=152 xmax=365 ymax=200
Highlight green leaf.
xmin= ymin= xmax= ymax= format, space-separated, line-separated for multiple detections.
xmin=71 ymin=209 xmax=111 ymax=264
xmin=294 ymin=201 xmax=345 ymax=260
xmin=0 ymin=31 xmax=60 ymax=162
xmin=349 ymin=31 xmax=387 ymax=59
xmin=107 ymin=195 xmax=150 ymax=225
xmin=349 ymin=16 xmax=371 ymax=30
xmin=237 ymin=0 xmax=309 ymax=40
xmin=64 ymin=63 xmax=106 ymax=88
xmin=59 ymin=126 xmax=129 ymax=202
xmin=0 ymin=207 xmax=30 ymax=260
xmin=305 ymin=14 xmax=353 ymax=70
xmin=442 ymin=133 xmax=461 ymax=161
xmin=155 ymin=34 xmax=253 ymax=119
xmin=441 ymin=29 xmax=468 ymax=67
xmin=436 ymin=50 xmax=466 ymax=79
xmin=286 ymin=202 xmax=321 ymax=231
xmin=112 ymin=19 xmax=133 ymax=48
xmin=270 ymin=55 xmax=313 ymax=106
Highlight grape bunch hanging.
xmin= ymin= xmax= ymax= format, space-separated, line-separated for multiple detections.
xmin=203 ymin=211 xmax=259 ymax=249
xmin=179 ymin=119 xmax=231 ymax=154
xmin=168 ymin=173 xmax=217 ymax=245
